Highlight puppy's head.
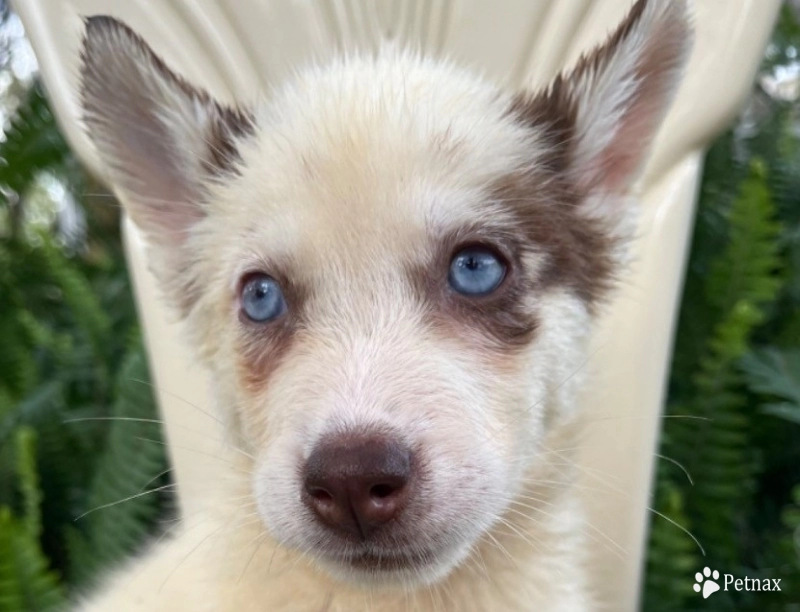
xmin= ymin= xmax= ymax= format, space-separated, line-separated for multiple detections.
xmin=80 ymin=0 xmax=690 ymax=586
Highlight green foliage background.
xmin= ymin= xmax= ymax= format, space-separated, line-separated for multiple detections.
xmin=0 ymin=4 xmax=798 ymax=612
xmin=0 ymin=8 xmax=171 ymax=608
xmin=643 ymin=6 xmax=800 ymax=610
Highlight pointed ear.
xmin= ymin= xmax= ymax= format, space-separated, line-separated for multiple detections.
xmin=514 ymin=0 xmax=692 ymax=197
xmin=80 ymin=16 xmax=254 ymax=247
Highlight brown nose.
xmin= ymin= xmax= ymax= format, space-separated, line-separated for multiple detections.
xmin=303 ymin=433 xmax=413 ymax=539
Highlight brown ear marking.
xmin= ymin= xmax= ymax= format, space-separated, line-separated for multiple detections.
xmin=496 ymin=0 xmax=691 ymax=312
xmin=505 ymin=76 xmax=619 ymax=310
xmin=508 ymin=0 xmax=691 ymax=192
xmin=504 ymin=0 xmax=652 ymax=170
xmin=568 ymin=0 xmax=650 ymax=83
xmin=80 ymin=15 xmax=257 ymax=320
xmin=204 ymin=105 xmax=256 ymax=177
xmin=544 ymin=0 xmax=689 ymax=114
xmin=507 ymin=87 xmax=577 ymax=177
xmin=80 ymin=15 xmax=255 ymax=180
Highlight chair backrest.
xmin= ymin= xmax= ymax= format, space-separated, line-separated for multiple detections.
xmin=16 ymin=1 xmax=780 ymax=608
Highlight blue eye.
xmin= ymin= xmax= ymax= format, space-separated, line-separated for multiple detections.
xmin=240 ymin=274 xmax=287 ymax=322
xmin=448 ymin=247 xmax=506 ymax=296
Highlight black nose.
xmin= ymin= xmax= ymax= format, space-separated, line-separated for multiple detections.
xmin=303 ymin=432 xmax=413 ymax=539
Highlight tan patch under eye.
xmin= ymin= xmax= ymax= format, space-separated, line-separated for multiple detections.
xmin=235 ymin=269 xmax=308 ymax=394
xmin=236 ymin=323 xmax=296 ymax=396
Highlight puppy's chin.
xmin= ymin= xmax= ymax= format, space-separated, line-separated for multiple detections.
xmin=258 ymin=501 xmax=482 ymax=589
xmin=310 ymin=540 xmax=475 ymax=588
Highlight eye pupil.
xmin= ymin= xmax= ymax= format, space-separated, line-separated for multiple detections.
xmin=448 ymin=246 xmax=506 ymax=297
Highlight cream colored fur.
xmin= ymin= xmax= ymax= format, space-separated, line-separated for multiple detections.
xmin=76 ymin=1 xmax=691 ymax=610
xmin=79 ymin=293 xmax=592 ymax=612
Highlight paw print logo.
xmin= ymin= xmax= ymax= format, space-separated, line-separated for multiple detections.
xmin=694 ymin=567 xmax=721 ymax=599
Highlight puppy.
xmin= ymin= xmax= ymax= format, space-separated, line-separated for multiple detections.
xmin=77 ymin=0 xmax=691 ymax=609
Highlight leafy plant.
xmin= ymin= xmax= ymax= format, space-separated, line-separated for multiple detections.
xmin=741 ymin=348 xmax=800 ymax=425
xmin=644 ymin=160 xmax=785 ymax=611
xmin=0 ymin=429 xmax=65 ymax=612
xmin=643 ymin=6 xmax=800 ymax=609
xmin=0 ymin=76 xmax=170 ymax=608
xmin=66 ymin=347 xmax=167 ymax=587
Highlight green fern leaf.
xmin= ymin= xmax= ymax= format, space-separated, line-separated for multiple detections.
xmin=0 ymin=509 xmax=26 ymax=612
xmin=0 ymin=85 xmax=69 ymax=198
xmin=741 ymin=347 xmax=800 ymax=424
xmin=15 ymin=428 xmax=42 ymax=541
xmin=0 ymin=429 xmax=65 ymax=612
xmin=68 ymin=342 xmax=168 ymax=586
xmin=643 ymin=475 xmax=698 ymax=611
xmin=651 ymin=159 xmax=784 ymax=579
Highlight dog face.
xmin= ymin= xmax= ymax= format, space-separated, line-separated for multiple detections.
xmin=81 ymin=0 xmax=690 ymax=586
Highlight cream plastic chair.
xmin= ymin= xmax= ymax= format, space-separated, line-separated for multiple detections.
xmin=16 ymin=1 xmax=780 ymax=609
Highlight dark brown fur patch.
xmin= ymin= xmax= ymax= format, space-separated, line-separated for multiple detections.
xmin=488 ymin=166 xmax=617 ymax=309
xmin=204 ymin=105 xmax=256 ymax=177
xmin=237 ymin=321 xmax=295 ymax=397
xmin=409 ymin=225 xmax=540 ymax=351
xmin=81 ymin=16 xmax=256 ymax=321
xmin=410 ymin=164 xmax=615 ymax=353
xmin=81 ymin=16 xmax=255 ymax=181
xmin=493 ymin=1 xmax=662 ymax=309
xmin=507 ymin=88 xmax=577 ymax=178
xmin=504 ymin=0 xmax=649 ymax=183
xmin=421 ymin=86 xmax=618 ymax=330
xmin=568 ymin=0 xmax=648 ymax=84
